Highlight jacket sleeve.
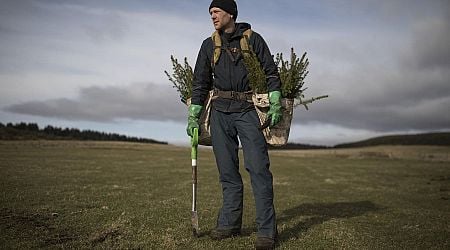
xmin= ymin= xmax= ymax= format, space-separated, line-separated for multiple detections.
xmin=191 ymin=38 xmax=213 ymax=106
xmin=250 ymin=32 xmax=281 ymax=92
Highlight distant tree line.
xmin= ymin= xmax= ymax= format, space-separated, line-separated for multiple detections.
xmin=0 ymin=122 xmax=167 ymax=145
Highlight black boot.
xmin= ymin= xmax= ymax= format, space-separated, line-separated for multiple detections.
xmin=255 ymin=236 xmax=276 ymax=250
xmin=255 ymin=230 xmax=278 ymax=250
xmin=210 ymin=228 xmax=241 ymax=240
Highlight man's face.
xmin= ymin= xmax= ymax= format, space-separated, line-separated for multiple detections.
xmin=210 ymin=7 xmax=233 ymax=31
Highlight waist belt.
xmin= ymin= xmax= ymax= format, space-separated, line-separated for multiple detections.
xmin=213 ymin=89 xmax=253 ymax=102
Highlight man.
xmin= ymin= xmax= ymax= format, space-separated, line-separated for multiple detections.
xmin=186 ymin=0 xmax=282 ymax=249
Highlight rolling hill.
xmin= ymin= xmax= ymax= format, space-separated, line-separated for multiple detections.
xmin=334 ymin=132 xmax=450 ymax=148
xmin=1 ymin=122 xmax=449 ymax=148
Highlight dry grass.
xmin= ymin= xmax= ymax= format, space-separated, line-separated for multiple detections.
xmin=0 ymin=141 xmax=449 ymax=249
xmin=271 ymin=145 xmax=450 ymax=162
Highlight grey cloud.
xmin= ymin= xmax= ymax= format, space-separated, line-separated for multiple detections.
xmin=83 ymin=12 xmax=129 ymax=43
xmin=292 ymin=13 xmax=450 ymax=132
xmin=295 ymin=94 xmax=450 ymax=132
xmin=2 ymin=0 xmax=449 ymax=135
xmin=1 ymin=0 xmax=129 ymax=44
xmin=408 ymin=15 xmax=450 ymax=71
xmin=5 ymin=83 xmax=187 ymax=122
xmin=0 ymin=24 xmax=18 ymax=35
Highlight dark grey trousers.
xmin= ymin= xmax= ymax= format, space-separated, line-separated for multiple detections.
xmin=210 ymin=108 xmax=277 ymax=238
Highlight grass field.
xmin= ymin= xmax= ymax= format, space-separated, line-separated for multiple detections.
xmin=0 ymin=141 xmax=449 ymax=249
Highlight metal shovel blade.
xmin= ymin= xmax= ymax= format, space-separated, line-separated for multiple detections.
xmin=191 ymin=210 xmax=199 ymax=237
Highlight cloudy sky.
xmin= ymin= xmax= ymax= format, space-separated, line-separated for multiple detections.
xmin=1 ymin=0 xmax=449 ymax=145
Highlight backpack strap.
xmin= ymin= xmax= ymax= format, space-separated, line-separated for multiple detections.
xmin=211 ymin=28 xmax=253 ymax=66
xmin=240 ymin=29 xmax=252 ymax=55
xmin=211 ymin=31 xmax=222 ymax=66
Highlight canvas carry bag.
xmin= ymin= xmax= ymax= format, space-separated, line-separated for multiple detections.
xmin=253 ymin=93 xmax=294 ymax=146
xmin=186 ymin=90 xmax=214 ymax=146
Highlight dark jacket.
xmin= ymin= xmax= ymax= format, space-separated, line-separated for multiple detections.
xmin=191 ymin=22 xmax=281 ymax=112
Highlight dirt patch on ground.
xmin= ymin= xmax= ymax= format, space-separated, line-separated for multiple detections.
xmin=0 ymin=208 xmax=78 ymax=247
xmin=89 ymin=223 xmax=123 ymax=244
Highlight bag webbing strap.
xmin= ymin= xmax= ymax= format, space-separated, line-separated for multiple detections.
xmin=213 ymin=88 xmax=253 ymax=102
xmin=211 ymin=28 xmax=253 ymax=66
xmin=240 ymin=29 xmax=252 ymax=55
xmin=211 ymin=31 xmax=221 ymax=66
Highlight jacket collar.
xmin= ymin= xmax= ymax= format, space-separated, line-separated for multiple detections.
xmin=220 ymin=22 xmax=252 ymax=41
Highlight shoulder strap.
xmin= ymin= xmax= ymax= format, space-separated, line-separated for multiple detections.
xmin=211 ymin=29 xmax=253 ymax=66
xmin=211 ymin=31 xmax=222 ymax=66
xmin=240 ymin=29 xmax=252 ymax=54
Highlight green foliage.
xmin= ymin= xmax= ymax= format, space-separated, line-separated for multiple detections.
xmin=275 ymin=48 xmax=328 ymax=109
xmin=164 ymin=56 xmax=193 ymax=103
xmin=275 ymin=48 xmax=309 ymax=99
xmin=242 ymin=47 xmax=268 ymax=93
xmin=164 ymin=48 xmax=327 ymax=108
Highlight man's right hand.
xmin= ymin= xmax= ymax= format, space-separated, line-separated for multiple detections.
xmin=186 ymin=104 xmax=203 ymax=137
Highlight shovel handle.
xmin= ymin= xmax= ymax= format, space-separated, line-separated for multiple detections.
xmin=190 ymin=128 xmax=199 ymax=236
xmin=191 ymin=128 xmax=198 ymax=160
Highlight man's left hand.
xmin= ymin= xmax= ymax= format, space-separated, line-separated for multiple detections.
xmin=267 ymin=91 xmax=282 ymax=127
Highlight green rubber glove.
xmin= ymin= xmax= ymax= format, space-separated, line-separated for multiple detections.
xmin=267 ymin=91 xmax=282 ymax=127
xmin=187 ymin=104 xmax=203 ymax=137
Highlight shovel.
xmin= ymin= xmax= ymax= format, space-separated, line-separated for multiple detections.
xmin=191 ymin=127 xmax=200 ymax=237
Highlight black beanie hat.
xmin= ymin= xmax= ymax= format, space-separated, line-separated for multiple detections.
xmin=209 ymin=0 xmax=238 ymax=21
